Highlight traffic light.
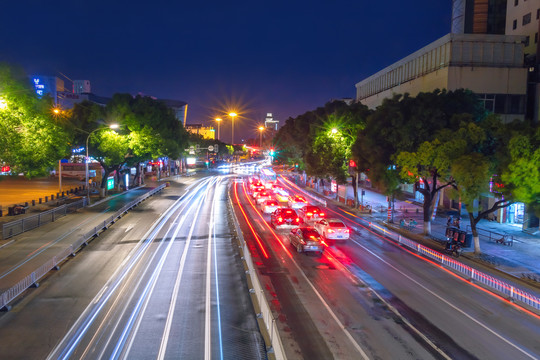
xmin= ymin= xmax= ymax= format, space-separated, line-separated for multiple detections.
xmin=349 ymin=159 xmax=356 ymax=167
xmin=270 ymin=147 xmax=275 ymax=156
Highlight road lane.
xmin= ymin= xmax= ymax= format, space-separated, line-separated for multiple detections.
xmin=277 ymin=175 xmax=540 ymax=359
xmin=47 ymin=175 xmax=265 ymax=360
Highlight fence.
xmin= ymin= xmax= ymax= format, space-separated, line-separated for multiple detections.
xmin=2 ymin=199 xmax=87 ymax=240
xmin=465 ymin=225 xmax=513 ymax=244
xmin=229 ymin=193 xmax=286 ymax=360
xmin=0 ymin=184 xmax=166 ymax=311
xmin=365 ymin=221 xmax=540 ymax=312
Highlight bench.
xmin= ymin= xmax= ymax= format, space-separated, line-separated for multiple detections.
xmin=495 ymin=234 xmax=513 ymax=246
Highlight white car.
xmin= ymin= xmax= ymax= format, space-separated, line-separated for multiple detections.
xmin=287 ymin=195 xmax=308 ymax=209
xmin=260 ymin=199 xmax=281 ymax=214
xmin=314 ymin=218 xmax=350 ymax=241
xmin=274 ymin=189 xmax=289 ymax=202
xmin=256 ymin=190 xmax=274 ymax=204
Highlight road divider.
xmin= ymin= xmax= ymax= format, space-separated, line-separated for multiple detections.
xmin=228 ymin=187 xmax=286 ymax=360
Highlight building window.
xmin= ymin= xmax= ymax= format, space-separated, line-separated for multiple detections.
xmin=513 ymin=19 xmax=517 ymax=29
xmin=525 ymin=36 xmax=530 ymax=47
xmin=514 ymin=0 xmax=518 ymax=5
xmin=523 ymin=13 xmax=531 ymax=26
xmin=537 ymin=8 xmax=539 ymax=19
xmin=535 ymin=33 xmax=538 ymax=44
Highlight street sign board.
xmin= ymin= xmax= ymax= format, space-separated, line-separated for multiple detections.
xmin=208 ymin=145 xmax=214 ymax=152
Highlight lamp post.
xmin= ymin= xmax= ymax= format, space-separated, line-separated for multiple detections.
xmin=215 ymin=117 xmax=222 ymax=141
xmin=228 ymin=112 xmax=237 ymax=144
xmin=85 ymin=124 xmax=119 ymax=203
xmin=258 ymin=126 xmax=264 ymax=148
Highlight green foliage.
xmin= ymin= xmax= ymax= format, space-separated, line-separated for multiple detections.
xmin=0 ymin=63 xmax=71 ymax=176
xmin=502 ymin=127 xmax=540 ymax=215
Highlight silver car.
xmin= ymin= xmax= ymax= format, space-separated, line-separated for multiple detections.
xmin=289 ymin=227 xmax=324 ymax=256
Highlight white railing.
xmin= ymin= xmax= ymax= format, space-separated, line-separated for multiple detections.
xmin=0 ymin=184 xmax=166 ymax=311
xmin=228 ymin=192 xmax=287 ymax=360
xmin=364 ymin=220 xmax=540 ymax=312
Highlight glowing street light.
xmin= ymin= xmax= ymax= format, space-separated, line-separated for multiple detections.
xmin=85 ymin=124 xmax=119 ymax=203
xmin=229 ymin=112 xmax=237 ymax=144
xmin=215 ymin=117 xmax=222 ymax=141
xmin=258 ymin=126 xmax=264 ymax=148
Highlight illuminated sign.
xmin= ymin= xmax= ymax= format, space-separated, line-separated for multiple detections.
xmin=107 ymin=177 xmax=114 ymax=190
xmin=33 ymin=78 xmax=47 ymax=97
xmin=186 ymin=157 xmax=196 ymax=165
xmin=72 ymin=147 xmax=85 ymax=154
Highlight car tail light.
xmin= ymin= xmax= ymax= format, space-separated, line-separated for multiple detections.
xmin=295 ymin=218 xmax=300 ymax=223
xmin=344 ymin=228 xmax=349 ymax=233
xmin=306 ymin=212 xmax=313 ymax=217
xmin=286 ymin=210 xmax=292 ymax=214
xmin=319 ymin=213 xmax=325 ymax=217
xmin=328 ymin=229 xmax=334 ymax=233
xmin=278 ymin=217 xmax=283 ymax=222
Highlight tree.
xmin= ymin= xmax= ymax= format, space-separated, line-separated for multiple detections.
xmin=0 ymin=63 xmax=71 ymax=176
xmin=355 ymin=89 xmax=487 ymax=233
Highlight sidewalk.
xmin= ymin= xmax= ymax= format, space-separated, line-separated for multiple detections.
xmin=288 ymin=174 xmax=540 ymax=289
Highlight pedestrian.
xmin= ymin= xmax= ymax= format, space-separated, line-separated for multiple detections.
xmin=447 ymin=216 xmax=453 ymax=227
xmin=454 ymin=217 xmax=460 ymax=229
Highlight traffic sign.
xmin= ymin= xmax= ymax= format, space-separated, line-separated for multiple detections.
xmin=208 ymin=145 xmax=214 ymax=152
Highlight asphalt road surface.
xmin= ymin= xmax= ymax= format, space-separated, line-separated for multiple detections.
xmin=0 ymin=175 xmax=265 ymax=360
xmin=231 ymin=174 xmax=540 ymax=359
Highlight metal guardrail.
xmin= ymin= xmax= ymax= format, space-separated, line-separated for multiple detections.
xmin=466 ymin=225 xmax=514 ymax=245
xmin=366 ymin=221 xmax=540 ymax=312
xmin=0 ymin=184 xmax=166 ymax=311
xmin=2 ymin=199 xmax=88 ymax=240
xmin=229 ymin=192 xmax=286 ymax=360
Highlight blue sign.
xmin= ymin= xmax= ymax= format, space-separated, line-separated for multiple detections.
xmin=33 ymin=77 xmax=47 ymax=97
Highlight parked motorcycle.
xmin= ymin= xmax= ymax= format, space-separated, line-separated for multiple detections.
xmin=444 ymin=240 xmax=463 ymax=257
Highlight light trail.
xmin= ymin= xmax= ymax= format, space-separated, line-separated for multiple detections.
xmin=47 ymin=177 xmax=210 ymax=360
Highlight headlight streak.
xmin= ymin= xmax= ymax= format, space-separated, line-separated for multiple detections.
xmin=47 ymin=177 xmax=212 ymax=360
xmin=212 ymin=177 xmax=226 ymax=360
xmin=111 ymin=178 xmax=216 ymax=360
xmin=236 ymin=179 xmax=369 ymax=359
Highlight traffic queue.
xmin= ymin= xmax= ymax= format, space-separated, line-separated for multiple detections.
xmin=248 ymin=175 xmax=350 ymax=256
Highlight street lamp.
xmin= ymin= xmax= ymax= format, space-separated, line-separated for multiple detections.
xmin=228 ymin=112 xmax=237 ymax=144
xmin=215 ymin=117 xmax=222 ymax=141
xmin=258 ymin=126 xmax=264 ymax=148
xmin=85 ymin=124 xmax=119 ymax=203
xmin=331 ymin=128 xmax=338 ymax=134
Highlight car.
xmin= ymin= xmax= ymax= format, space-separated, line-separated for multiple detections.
xmin=274 ymin=189 xmax=289 ymax=202
xmin=289 ymin=227 xmax=324 ymax=255
xmin=260 ymin=199 xmax=281 ymax=214
xmin=314 ymin=218 xmax=350 ymax=241
xmin=287 ymin=195 xmax=308 ymax=209
xmin=250 ymin=181 xmax=265 ymax=192
xmin=270 ymin=208 xmax=300 ymax=229
xmin=297 ymin=205 xmax=326 ymax=224
xmin=256 ymin=190 xmax=274 ymax=204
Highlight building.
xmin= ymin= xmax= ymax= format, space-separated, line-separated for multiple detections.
xmin=73 ymin=80 xmax=91 ymax=94
xmin=354 ymin=0 xmax=538 ymax=231
xmin=264 ymin=113 xmax=279 ymax=130
xmin=355 ymin=33 xmax=528 ymax=123
xmin=505 ymin=0 xmax=540 ymax=123
xmin=159 ymin=99 xmax=188 ymax=124
xmin=185 ymin=124 xmax=216 ymax=140
xmin=30 ymin=75 xmax=64 ymax=105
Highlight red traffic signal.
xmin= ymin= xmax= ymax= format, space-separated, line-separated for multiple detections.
xmin=349 ymin=160 xmax=356 ymax=167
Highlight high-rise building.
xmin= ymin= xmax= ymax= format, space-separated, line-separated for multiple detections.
xmin=264 ymin=113 xmax=279 ymax=130
xmin=451 ymin=0 xmax=507 ymax=35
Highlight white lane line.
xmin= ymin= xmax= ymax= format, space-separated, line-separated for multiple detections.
xmin=350 ymin=238 xmax=539 ymax=360
xmin=242 ymin=183 xmax=370 ymax=360
xmin=205 ymin=178 xmax=218 ymax=360
xmin=155 ymin=177 xmax=217 ymax=360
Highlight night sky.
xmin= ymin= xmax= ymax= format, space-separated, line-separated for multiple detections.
xmin=1 ymin=1 xmax=450 ymax=142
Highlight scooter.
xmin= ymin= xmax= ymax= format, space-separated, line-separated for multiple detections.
xmin=444 ymin=240 xmax=463 ymax=257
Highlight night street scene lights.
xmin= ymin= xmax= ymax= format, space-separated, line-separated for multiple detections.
xmin=229 ymin=112 xmax=237 ymax=144
xmin=258 ymin=126 xmax=264 ymax=147
xmin=215 ymin=117 xmax=222 ymax=141
xmin=86 ymin=124 xmax=119 ymax=203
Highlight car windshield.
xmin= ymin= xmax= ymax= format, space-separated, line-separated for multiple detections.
xmin=329 ymin=221 xmax=345 ymax=228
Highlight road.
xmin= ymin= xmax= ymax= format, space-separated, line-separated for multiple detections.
xmin=231 ymin=173 xmax=540 ymax=359
xmin=0 ymin=175 xmax=265 ymax=360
